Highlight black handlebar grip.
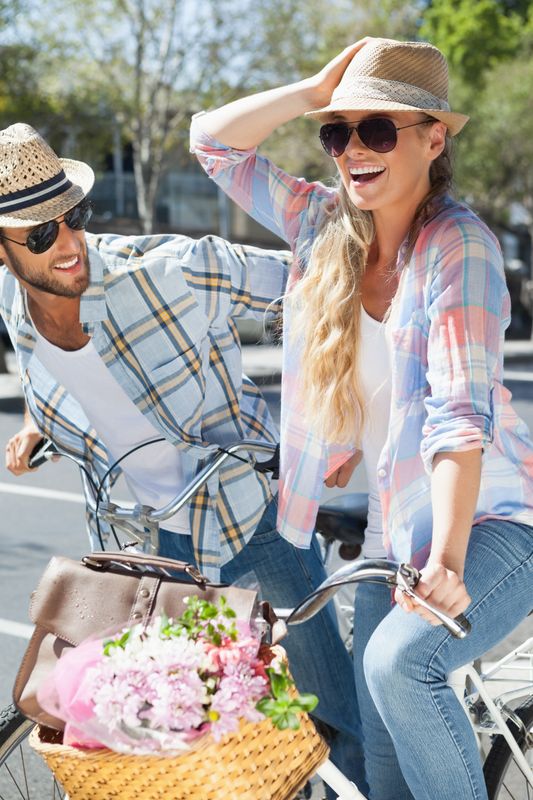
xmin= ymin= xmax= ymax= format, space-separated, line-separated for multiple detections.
xmin=28 ymin=438 xmax=56 ymax=469
xmin=254 ymin=443 xmax=280 ymax=480
xmin=453 ymin=613 xmax=472 ymax=637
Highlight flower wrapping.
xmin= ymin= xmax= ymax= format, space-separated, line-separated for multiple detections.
xmin=37 ymin=595 xmax=317 ymax=756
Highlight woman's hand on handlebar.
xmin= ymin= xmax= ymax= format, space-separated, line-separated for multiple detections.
xmin=395 ymin=561 xmax=471 ymax=626
xmin=5 ymin=424 xmax=44 ymax=475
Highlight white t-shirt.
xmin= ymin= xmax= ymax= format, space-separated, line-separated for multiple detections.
xmin=358 ymin=306 xmax=392 ymax=558
xmin=33 ymin=332 xmax=189 ymax=533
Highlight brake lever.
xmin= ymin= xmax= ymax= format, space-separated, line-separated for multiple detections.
xmin=396 ymin=564 xmax=471 ymax=640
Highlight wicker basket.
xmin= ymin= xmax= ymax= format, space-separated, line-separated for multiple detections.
xmin=29 ymin=648 xmax=329 ymax=800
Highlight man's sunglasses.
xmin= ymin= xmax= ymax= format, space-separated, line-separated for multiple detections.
xmin=0 ymin=198 xmax=93 ymax=255
xmin=319 ymin=117 xmax=434 ymax=158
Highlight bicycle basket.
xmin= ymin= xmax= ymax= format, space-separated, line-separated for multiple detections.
xmin=29 ymin=646 xmax=329 ymax=800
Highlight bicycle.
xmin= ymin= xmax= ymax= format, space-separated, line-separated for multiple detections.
xmin=0 ymin=439 xmax=531 ymax=799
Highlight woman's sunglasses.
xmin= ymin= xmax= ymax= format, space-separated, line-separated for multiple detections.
xmin=0 ymin=198 xmax=93 ymax=255
xmin=319 ymin=117 xmax=433 ymax=157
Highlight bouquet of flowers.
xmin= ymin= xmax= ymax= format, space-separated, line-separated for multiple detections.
xmin=38 ymin=595 xmax=318 ymax=756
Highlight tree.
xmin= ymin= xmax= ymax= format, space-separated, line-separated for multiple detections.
xmin=16 ymin=0 xmax=425 ymax=232
xmin=420 ymin=0 xmax=531 ymax=87
xmin=22 ymin=0 xmax=245 ymax=233
xmin=453 ymin=57 xmax=533 ymax=244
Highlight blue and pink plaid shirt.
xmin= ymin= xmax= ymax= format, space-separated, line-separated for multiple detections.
xmin=191 ymin=119 xmax=533 ymax=568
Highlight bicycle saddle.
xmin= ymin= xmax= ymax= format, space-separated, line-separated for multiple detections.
xmin=316 ymin=493 xmax=368 ymax=549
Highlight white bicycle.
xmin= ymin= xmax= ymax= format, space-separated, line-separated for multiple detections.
xmin=0 ymin=439 xmax=531 ymax=800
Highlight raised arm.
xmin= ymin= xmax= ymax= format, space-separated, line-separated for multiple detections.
xmin=198 ymin=40 xmax=371 ymax=149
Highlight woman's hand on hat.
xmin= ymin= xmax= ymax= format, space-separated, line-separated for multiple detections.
xmin=304 ymin=38 xmax=375 ymax=109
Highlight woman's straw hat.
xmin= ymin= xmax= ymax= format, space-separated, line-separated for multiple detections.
xmin=306 ymin=38 xmax=469 ymax=136
xmin=0 ymin=123 xmax=94 ymax=228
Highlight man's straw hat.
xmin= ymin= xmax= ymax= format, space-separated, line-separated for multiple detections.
xmin=306 ymin=38 xmax=469 ymax=136
xmin=0 ymin=123 xmax=94 ymax=228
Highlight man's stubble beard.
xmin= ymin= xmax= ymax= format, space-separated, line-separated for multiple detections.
xmin=5 ymin=241 xmax=91 ymax=298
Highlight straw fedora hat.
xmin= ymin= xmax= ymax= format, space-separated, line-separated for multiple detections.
xmin=306 ymin=38 xmax=469 ymax=136
xmin=0 ymin=123 xmax=94 ymax=228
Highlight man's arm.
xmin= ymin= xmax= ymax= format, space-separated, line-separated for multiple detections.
xmin=230 ymin=241 xmax=290 ymax=321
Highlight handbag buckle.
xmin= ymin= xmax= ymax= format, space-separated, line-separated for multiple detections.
xmin=184 ymin=565 xmax=208 ymax=586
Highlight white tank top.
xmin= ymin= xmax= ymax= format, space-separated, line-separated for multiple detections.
xmin=33 ymin=332 xmax=189 ymax=533
xmin=358 ymin=306 xmax=392 ymax=558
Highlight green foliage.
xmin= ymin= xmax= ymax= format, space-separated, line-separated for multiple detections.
xmin=256 ymin=660 xmax=318 ymax=731
xmin=421 ymin=0 xmax=530 ymax=87
xmin=453 ymin=56 xmax=533 ymax=220
xmin=159 ymin=596 xmax=238 ymax=646
xmin=0 ymin=44 xmax=52 ymax=125
xmin=103 ymin=629 xmax=131 ymax=655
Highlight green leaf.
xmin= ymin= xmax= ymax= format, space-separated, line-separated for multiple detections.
xmin=292 ymin=693 xmax=319 ymax=713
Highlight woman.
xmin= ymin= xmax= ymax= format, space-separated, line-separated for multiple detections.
xmin=190 ymin=37 xmax=533 ymax=800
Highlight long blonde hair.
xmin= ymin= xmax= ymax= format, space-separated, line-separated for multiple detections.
xmin=288 ymin=134 xmax=453 ymax=445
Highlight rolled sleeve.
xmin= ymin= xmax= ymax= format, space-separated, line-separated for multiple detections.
xmin=183 ymin=234 xmax=289 ymax=324
xmin=421 ymin=217 xmax=508 ymax=471
xmin=190 ymin=113 xmax=334 ymax=252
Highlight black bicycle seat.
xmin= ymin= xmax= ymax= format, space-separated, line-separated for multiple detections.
xmin=316 ymin=493 xmax=368 ymax=547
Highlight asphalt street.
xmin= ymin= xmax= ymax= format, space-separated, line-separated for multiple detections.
xmin=0 ymin=352 xmax=532 ymax=716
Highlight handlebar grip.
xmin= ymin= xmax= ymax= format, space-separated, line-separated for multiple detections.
xmin=253 ymin=444 xmax=280 ymax=479
xmin=451 ymin=613 xmax=472 ymax=639
xmin=28 ymin=438 xmax=57 ymax=469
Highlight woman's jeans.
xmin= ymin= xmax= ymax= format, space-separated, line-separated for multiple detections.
xmin=354 ymin=519 xmax=533 ymax=800
xmin=159 ymin=496 xmax=367 ymax=798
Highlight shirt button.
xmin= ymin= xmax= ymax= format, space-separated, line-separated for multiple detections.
xmin=139 ymin=588 xmax=150 ymax=598
xmin=377 ymin=468 xmax=387 ymax=478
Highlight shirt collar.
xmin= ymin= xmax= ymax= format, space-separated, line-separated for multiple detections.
xmin=79 ymin=243 xmax=107 ymax=327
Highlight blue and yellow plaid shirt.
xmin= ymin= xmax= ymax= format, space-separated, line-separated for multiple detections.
xmin=0 ymin=232 xmax=289 ymax=578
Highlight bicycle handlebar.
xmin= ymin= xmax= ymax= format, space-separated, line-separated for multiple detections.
xmin=283 ymin=559 xmax=471 ymax=640
xmin=29 ymin=439 xmax=471 ymax=639
xmin=28 ymin=438 xmax=278 ymax=520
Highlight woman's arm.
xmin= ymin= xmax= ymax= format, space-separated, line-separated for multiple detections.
xmin=198 ymin=40 xmax=370 ymax=150
xmin=396 ymin=449 xmax=480 ymax=622
xmin=396 ymin=214 xmax=508 ymax=625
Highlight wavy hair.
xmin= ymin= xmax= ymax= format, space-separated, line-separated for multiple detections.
xmin=287 ymin=130 xmax=453 ymax=445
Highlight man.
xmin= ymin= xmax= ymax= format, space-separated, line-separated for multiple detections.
xmin=0 ymin=123 xmax=364 ymax=790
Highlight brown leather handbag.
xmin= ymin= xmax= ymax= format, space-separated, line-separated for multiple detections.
xmin=13 ymin=551 xmax=276 ymax=730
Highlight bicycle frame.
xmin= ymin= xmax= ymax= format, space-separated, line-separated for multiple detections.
xmin=85 ymin=439 xmax=280 ymax=554
xmin=450 ymin=638 xmax=533 ymax=788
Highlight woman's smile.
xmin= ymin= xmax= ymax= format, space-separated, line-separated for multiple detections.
xmin=348 ymin=164 xmax=386 ymax=185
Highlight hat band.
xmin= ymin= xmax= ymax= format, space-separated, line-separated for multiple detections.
xmin=332 ymin=77 xmax=451 ymax=112
xmin=0 ymin=170 xmax=73 ymax=213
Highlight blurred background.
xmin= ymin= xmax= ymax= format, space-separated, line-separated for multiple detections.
xmin=0 ymin=0 xmax=532 ymax=357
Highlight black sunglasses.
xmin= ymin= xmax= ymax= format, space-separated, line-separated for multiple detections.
xmin=0 ymin=198 xmax=93 ymax=255
xmin=319 ymin=117 xmax=433 ymax=157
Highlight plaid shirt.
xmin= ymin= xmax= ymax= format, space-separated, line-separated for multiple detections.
xmin=191 ymin=120 xmax=533 ymax=568
xmin=0 ymin=232 xmax=288 ymax=578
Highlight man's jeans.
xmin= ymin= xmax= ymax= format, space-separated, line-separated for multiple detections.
xmin=159 ymin=496 xmax=367 ymax=797
xmin=354 ymin=519 xmax=533 ymax=800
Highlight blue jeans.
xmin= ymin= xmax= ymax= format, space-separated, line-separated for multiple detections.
xmin=159 ymin=496 xmax=367 ymax=797
xmin=359 ymin=519 xmax=533 ymax=800
xmin=353 ymin=582 xmax=414 ymax=800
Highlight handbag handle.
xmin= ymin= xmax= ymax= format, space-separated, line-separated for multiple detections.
xmin=82 ymin=551 xmax=213 ymax=586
